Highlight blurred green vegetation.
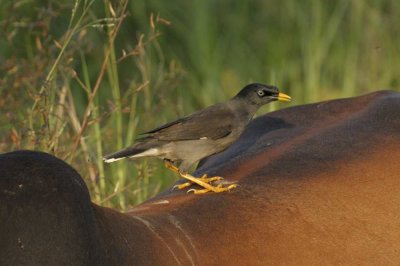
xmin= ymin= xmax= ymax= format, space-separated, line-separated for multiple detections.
xmin=0 ymin=0 xmax=399 ymax=210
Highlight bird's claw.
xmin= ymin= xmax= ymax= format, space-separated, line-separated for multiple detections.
xmin=172 ymin=182 xmax=192 ymax=190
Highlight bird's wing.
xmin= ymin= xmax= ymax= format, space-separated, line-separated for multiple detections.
xmin=143 ymin=104 xmax=235 ymax=141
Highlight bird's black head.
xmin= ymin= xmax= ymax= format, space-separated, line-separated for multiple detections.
xmin=234 ymin=83 xmax=291 ymax=106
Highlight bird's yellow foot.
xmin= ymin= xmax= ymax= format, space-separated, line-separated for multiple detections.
xmin=178 ymin=172 xmax=237 ymax=194
xmin=172 ymin=174 xmax=223 ymax=190
xmin=187 ymin=183 xmax=238 ymax=194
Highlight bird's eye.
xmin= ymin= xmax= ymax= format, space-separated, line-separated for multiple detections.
xmin=257 ymin=90 xmax=265 ymax=97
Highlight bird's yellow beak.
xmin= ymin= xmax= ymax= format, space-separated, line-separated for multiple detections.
xmin=277 ymin=92 xmax=291 ymax=102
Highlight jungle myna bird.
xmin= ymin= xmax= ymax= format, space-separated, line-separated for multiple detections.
xmin=103 ymin=83 xmax=291 ymax=194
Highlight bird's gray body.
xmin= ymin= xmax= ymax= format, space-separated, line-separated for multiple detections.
xmin=104 ymin=83 xmax=290 ymax=172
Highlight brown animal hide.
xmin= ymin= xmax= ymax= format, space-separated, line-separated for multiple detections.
xmin=1 ymin=91 xmax=399 ymax=265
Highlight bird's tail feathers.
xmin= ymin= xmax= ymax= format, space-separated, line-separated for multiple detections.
xmin=103 ymin=139 xmax=160 ymax=163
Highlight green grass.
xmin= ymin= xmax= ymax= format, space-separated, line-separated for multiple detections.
xmin=0 ymin=0 xmax=399 ymax=210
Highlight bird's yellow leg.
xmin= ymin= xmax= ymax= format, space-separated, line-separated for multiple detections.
xmin=164 ymin=160 xmax=180 ymax=174
xmin=163 ymin=160 xmax=191 ymax=189
xmin=163 ymin=160 xmax=193 ymax=189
